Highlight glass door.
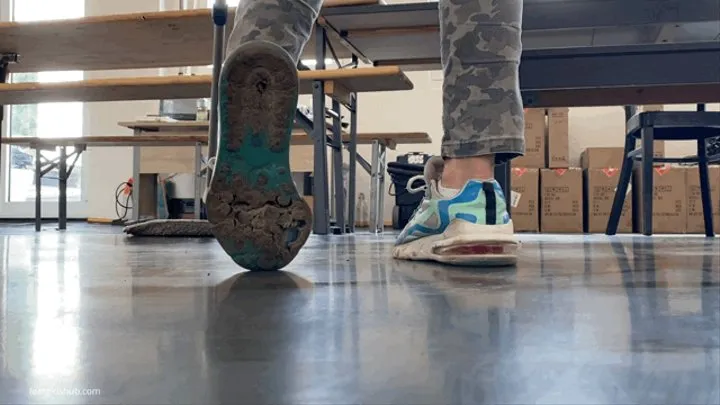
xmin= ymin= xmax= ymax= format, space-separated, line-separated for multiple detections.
xmin=0 ymin=0 xmax=86 ymax=218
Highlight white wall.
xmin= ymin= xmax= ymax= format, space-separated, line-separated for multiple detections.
xmin=79 ymin=0 xmax=719 ymax=222
xmin=82 ymin=0 xmax=160 ymax=219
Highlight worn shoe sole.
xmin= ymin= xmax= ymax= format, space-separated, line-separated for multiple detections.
xmin=393 ymin=220 xmax=520 ymax=266
xmin=206 ymin=41 xmax=312 ymax=272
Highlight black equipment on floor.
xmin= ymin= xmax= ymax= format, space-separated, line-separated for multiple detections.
xmin=387 ymin=153 xmax=431 ymax=230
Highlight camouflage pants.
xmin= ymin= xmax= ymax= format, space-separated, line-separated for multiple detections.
xmin=227 ymin=0 xmax=525 ymax=162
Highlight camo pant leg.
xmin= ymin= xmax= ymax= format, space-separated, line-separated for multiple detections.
xmin=226 ymin=0 xmax=525 ymax=162
xmin=226 ymin=0 xmax=323 ymax=64
xmin=440 ymin=0 xmax=525 ymax=162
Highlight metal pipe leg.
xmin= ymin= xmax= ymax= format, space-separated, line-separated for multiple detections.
xmin=35 ymin=148 xmax=42 ymax=232
xmin=377 ymin=144 xmax=387 ymax=234
xmin=641 ymin=128 xmax=655 ymax=236
xmin=370 ymin=140 xmax=386 ymax=234
xmin=697 ymin=136 xmax=715 ymax=237
xmin=207 ymin=0 xmax=227 ymax=185
xmin=132 ymin=129 xmax=142 ymax=221
xmin=312 ymin=24 xmax=329 ymax=235
xmin=58 ymin=146 xmax=67 ymax=230
xmin=347 ymin=94 xmax=358 ymax=233
xmin=332 ymin=99 xmax=345 ymax=234
xmin=194 ymin=142 xmax=202 ymax=220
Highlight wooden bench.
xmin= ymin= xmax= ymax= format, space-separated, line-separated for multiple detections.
xmin=3 ymin=128 xmax=430 ymax=232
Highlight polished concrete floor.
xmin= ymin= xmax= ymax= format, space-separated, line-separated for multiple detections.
xmin=0 ymin=224 xmax=719 ymax=404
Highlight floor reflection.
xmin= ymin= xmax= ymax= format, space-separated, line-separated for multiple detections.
xmin=0 ymin=229 xmax=717 ymax=404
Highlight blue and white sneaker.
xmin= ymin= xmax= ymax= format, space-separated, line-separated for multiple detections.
xmin=393 ymin=157 xmax=520 ymax=266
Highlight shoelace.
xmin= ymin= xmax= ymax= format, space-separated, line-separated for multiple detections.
xmin=206 ymin=156 xmax=217 ymax=171
xmin=406 ymin=174 xmax=427 ymax=194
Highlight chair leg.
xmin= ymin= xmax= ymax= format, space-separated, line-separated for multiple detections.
xmin=607 ymin=135 xmax=636 ymax=235
xmin=697 ymin=137 xmax=715 ymax=237
xmin=641 ymin=127 xmax=655 ymax=236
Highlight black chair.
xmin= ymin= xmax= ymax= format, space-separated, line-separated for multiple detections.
xmin=607 ymin=105 xmax=720 ymax=237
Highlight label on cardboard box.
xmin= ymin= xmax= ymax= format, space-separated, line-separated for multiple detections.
xmin=510 ymin=191 xmax=522 ymax=208
xmin=547 ymin=108 xmax=569 ymax=168
xmin=511 ymin=167 xmax=539 ymax=232
xmin=541 ymin=168 xmax=583 ymax=233
xmin=685 ymin=166 xmax=720 ymax=233
xmin=587 ymin=168 xmax=633 ymax=233
xmin=633 ymin=165 xmax=686 ymax=233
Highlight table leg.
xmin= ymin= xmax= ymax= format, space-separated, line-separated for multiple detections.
xmin=35 ymin=148 xmax=42 ymax=232
xmin=194 ymin=142 xmax=202 ymax=219
xmin=132 ymin=129 xmax=141 ymax=221
xmin=347 ymin=93 xmax=358 ymax=233
xmin=370 ymin=140 xmax=387 ymax=234
xmin=58 ymin=146 xmax=67 ymax=230
xmin=0 ymin=63 xmax=6 ymax=197
xmin=208 ymin=0 xmax=227 ymax=186
xmin=377 ymin=144 xmax=386 ymax=234
xmin=332 ymin=99 xmax=345 ymax=234
xmin=312 ymin=24 xmax=330 ymax=235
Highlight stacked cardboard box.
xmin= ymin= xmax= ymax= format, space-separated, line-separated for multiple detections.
xmin=512 ymin=108 xmax=584 ymax=233
xmin=685 ymin=166 xmax=720 ymax=234
xmin=581 ymin=147 xmax=632 ymax=233
xmin=633 ymin=165 xmax=687 ymax=234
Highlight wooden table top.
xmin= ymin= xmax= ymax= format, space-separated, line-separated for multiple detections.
xmin=0 ymin=0 xmax=379 ymax=73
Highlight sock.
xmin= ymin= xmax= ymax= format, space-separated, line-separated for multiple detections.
xmin=438 ymin=178 xmax=496 ymax=198
xmin=438 ymin=181 xmax=460 ymax=198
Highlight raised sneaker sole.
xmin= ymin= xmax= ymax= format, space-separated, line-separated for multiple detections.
xmin=206 ymin=41 xmax=312 ymax=272
xmin=393 ymin=220 xmax=520 ymax=267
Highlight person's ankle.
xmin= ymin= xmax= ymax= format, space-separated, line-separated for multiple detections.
xmin=441 ymin=156 xmax=495 ymax=189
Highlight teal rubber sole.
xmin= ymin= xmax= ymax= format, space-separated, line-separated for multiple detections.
xmin=206 ymin=41 xmax=312 ymax=272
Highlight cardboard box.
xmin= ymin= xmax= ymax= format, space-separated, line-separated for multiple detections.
xmin=580 ymin=147 xmax=626 ymax=170
xmin=510 ymin=168 xmax=539 ymax=232
xmin=541 ymin=168 xmax=583 ymax=233
xmin=514 ymin=109 xmax=546 ymax=168
xmin=633 ymin=165 xmax=686 ymax=233
xmin=685 ymin=166 xmax=720 ymax=234
xmin=584 ymin=168 xmax=633 ymax=233
xmin=547 ymin=108 xmax=569 ymax=168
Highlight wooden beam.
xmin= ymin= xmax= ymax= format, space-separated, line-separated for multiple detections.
xmin=1 ymin=131 xmax=431 ymax=148
xmin=0 ymin=66 xmax=413 ymax=105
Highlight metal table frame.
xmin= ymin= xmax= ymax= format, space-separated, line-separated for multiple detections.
xmin=318 ymin=0 xmax=720 ymax=212
xmin=31 ymin=143 xmax=84 ymax=231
